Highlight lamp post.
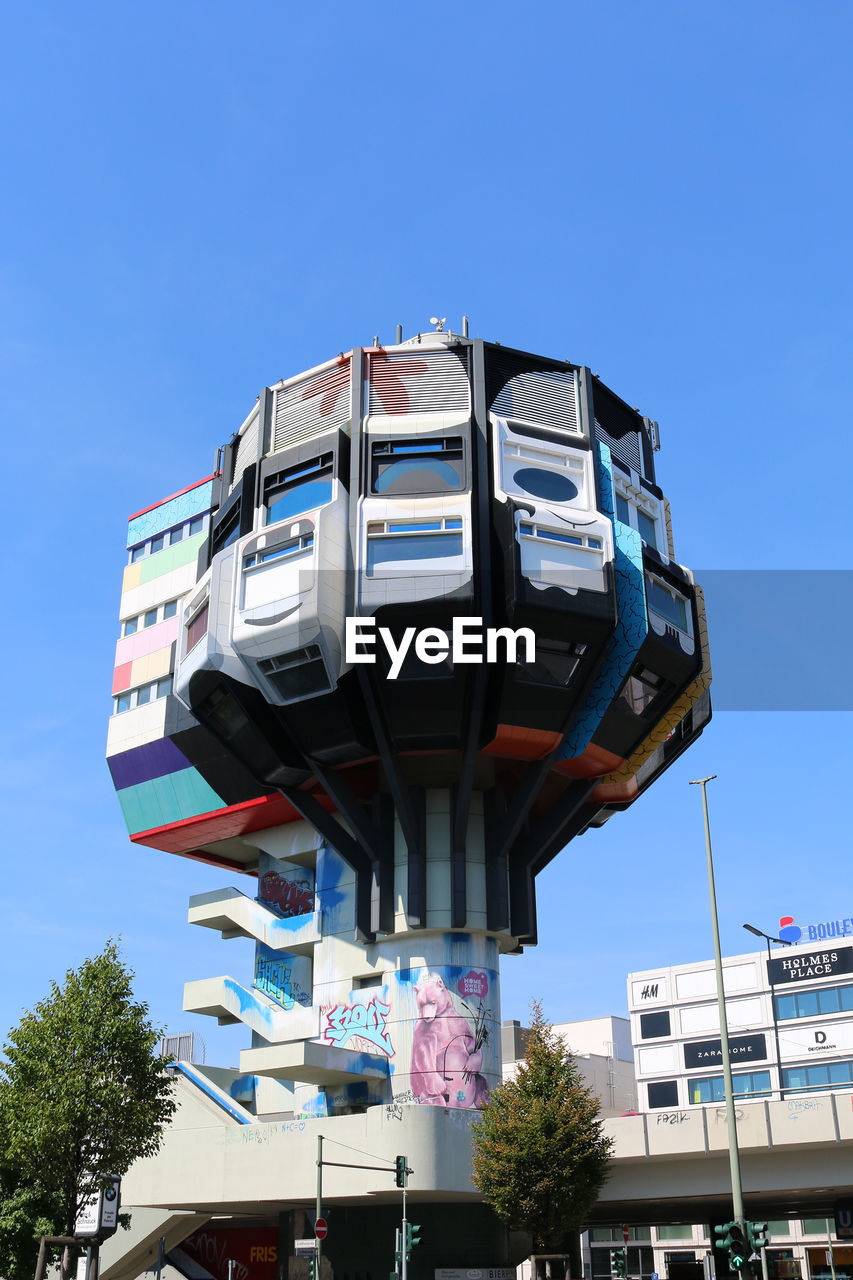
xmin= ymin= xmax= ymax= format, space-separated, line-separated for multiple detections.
xmin=690 ymin=776 xmax=749 ymax=1280
xmin=743 ymin=923 xmax=791 ymax=1101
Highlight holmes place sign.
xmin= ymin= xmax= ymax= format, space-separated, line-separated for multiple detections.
xmin=684 ymin=1034 xmax=767 ymax=1071
xmin=767 ymin=947 xmax=853 ymax=986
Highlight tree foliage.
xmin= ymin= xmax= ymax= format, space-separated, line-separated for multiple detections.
xmin=0 ymin=941 xmax=176 ymax=1279
xmin=471 ymin=1001 xmax=613 ymax=1251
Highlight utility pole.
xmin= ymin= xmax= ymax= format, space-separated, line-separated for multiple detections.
xmin=690 ymin=776 xmax=748 ymax=1280
xmin=401 ymin=1182 xmax=408 ymax=1280
xmin=316 ymin=1135 xmax=324 ymax=1280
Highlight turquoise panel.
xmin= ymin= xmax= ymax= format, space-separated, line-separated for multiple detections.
xmin=557 ymin=443 xmax=648 ymax=760
xmin=126 ymin=481 xmax=213 ymax=548
xmin=116 ymin=766 xmax=224 ymax=834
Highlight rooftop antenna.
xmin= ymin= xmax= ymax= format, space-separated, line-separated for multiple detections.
xmin=429 ymin=316 xmax=446 ymax=332
xmin=462 ymin=315 xmax=469 ymax=337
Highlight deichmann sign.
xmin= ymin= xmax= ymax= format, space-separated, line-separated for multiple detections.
xmin=767 ymin=947 xmax=853 ymax=986
xmin=778 ymin=1022 xmax=853 ymax=1061
xmin=683 ymin=1034 xmax=767 ymax=1070
xmin=345 ymin=617 xmax=535 ymax=680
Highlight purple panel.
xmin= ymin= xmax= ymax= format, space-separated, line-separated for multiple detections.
xmin=108 ymin=737 xmax=192 ymax=790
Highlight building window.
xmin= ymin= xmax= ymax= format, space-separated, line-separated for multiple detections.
xmin=112 ymin=676 xmax=172 ymax=715
xmin=775 ymin=983 xmax=853 ymax=1020
xmin=622 ymin=669 xmax=665 ymax=717
xmin=163 ymin=599 xmax=178 ymax=620
xmin=372 ymin=437 xmax=465 ymax=495
xmin=185 ymin=601 xmax=209 ymax=654
xmin=257 ymin=646 xmax=330 ymax=701
xmin=128 ymin=514 xmax=208 ymax=563
xmin=243 ymin=533 xmax=314 ymax=569
xmin=264 ymin=455 xmax=334 ymax=526
xmin=640 ymin=1011 xmax=672 ymax=1040
xmin=502 ymin=436 xmax=587 ymax=507
xmin=802 ymin=1221 xmax=836 ymax=1237
xmin=121 ymin=599 xmax=182 ymax=638
xmin=366 ymin=517 xmax=465 ymax=576
xmin=646 ymin=574 xmax=690 ymax=632
xmin=589 ymin=1228 xmax=651 ymax=1243
xmin=211 ymin=503 xmax=241 ymax=555
xmin=647 ymin=1080 xmax=679 ymax=1109
xmin=688 ymin=1070 xmax=771 ymax=1105
xmin=656 ymin=1226 xmax=694 ymax=1242
xmin=518 ymin=521 xmax=602 ymax=551
xmin=766 ymin=1222 xmax=792 ymax=1238
xmin=123 ymin=617 xmax=138 ymax=637
xmin=781 ymin=1060 xmax=853 ymax=1095
xmin=614 ymin=479 xmax=661 ymax=549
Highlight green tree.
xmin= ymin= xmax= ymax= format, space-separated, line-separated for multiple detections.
xmin=471 ymin=1001 xmax=613 ymax=1257
xmin=0 ymin=941 xmax=176 ymax=1279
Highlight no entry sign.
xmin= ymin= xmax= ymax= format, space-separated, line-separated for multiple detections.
xmin=315 ymin=1218 xmax=328 ymax=1240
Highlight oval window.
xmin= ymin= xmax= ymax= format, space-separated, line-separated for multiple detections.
xmin=512 ymin=467 xmax=578 ymax=502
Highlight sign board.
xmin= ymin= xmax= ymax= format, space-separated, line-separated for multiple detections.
xmin=683 ymin=1034 xmax=767 ymax=1070
xmin=434 ymin=1272 xmax=515 ymax=1280
xmin=75 ymin=1178 xmax=121 ymax=1239
xmin=779 ymin=1023 xmax=853 ymax=1061
xmin=767 ymin=947 xmax=853 ymax=986
xmin=295 ymin=1241 xmax=318 ymax=1257
xmin=314 ymin=1218 xmax=328 ymax=1240
xmin=834 ymin=1206 xmax=853 ymax=1240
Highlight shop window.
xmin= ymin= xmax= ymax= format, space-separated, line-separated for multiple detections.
xmin=688 ymin=1070 xmax=771 ymax=1105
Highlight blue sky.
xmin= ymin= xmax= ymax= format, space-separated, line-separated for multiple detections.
xmin=1 ymin=3 xmax=851 ymax=1062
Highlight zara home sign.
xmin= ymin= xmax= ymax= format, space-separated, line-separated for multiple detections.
xmin=683 ymin=1034 xmax=767 ymax=1071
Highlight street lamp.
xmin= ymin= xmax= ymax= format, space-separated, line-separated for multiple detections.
xmin=689 ymin=775 xmax=749 ymax=1279
xmin=743 ymin=923 xmax=792 ymax=1101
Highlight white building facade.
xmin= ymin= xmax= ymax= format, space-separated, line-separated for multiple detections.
xmin=628 ymin=936 xmax=853 ymax=1112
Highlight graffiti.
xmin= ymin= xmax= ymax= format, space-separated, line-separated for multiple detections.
xmin=184 ymin=1233 xmax=249 ymax=1280
xmin=385 ymin=1102 xmax=403 ymax=1121
xmin=254 ymin=951 xmax=295 ymax=1010
xmin=259 ymin=871 xmax=314 ymax=919
xmin=391 ymin=1088 xmax=422 ymax=1105
xmin=324 ymin=999 xmax=395 ymax=1057
xmin=655 ymin=1111 xmax=689 ymax=1125
xmin=410 ymin=974 xmax=490 ymax=1110
xmin=457 ymin=970 xmax=489 ymax=999
xmin=787 ymin=1098 xmax=822 ymax=1116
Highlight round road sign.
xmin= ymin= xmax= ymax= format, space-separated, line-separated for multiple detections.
xmin=315 ymin=1218 xmax=328 ymax=1240
xmin=622 ymin=1226 xmax=629 ymax=1244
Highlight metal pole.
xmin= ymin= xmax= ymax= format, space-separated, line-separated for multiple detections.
xmin=690 ymin=776 xmax=748 ymax=1278
xmin=316 ymin=1135 xmax=323 ymax=1278
xmin=825 ymin=1219 xmax=837 ymax=1280
xmin=760 ymin=1247 xmax=769 ymax=1280
xmin=155 ymin=1237 xmax=165 ymax=1280
xmin=401 ymin=1185 xmax=408 ymax=1280
xmin=765 ymin=937 xmax=785 ymax=1101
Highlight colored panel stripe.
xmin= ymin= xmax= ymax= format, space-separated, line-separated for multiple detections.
xmin=108 ymin=737 xmax=193 ymax=789
xmin=112 ymin=662 xmax=133 ymax=695
xmin=137 ymin=533 xmax=206 ymax=585
xmin=129 ymin=646 xmax=173 ymax=690
xmin=129 ymin=474 xmax=216 ymax=521
xmin=122 ymin=562 xmax=142 ymax=593
xmin=130 ymin=792 xmax=336 ymax=854
xmin=116 ymin=767 xmax=225 ymax=834
xmin=127 ymin=482 xmax=213 ymax=548
xmin=115 ymin=618 xmax=178 ymax=664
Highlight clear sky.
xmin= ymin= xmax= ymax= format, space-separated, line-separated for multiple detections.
xmin=1 ymin=2 xmax=851 ymax=1065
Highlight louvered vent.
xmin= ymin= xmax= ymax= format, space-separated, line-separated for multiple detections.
xmin=594 ymin=418 xmax=642 ymax=472
xmin=491 ymin=368 xmax=580 ymax=435
xmin=230 ymin=407 xmax=261 ymax=491
xmin=271 ymin=357 xmax=351 ymax=455
xmin=366 ymin=347 xmax=470 ymax=416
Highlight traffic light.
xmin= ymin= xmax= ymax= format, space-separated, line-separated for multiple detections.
xmin=748 ymin=1222 xmax=769 ymax=1251
xmin=405 ymin=1224 xmax=421 ymax=1260
xmin=610 ymin=1249 xmax=626 ymax=1277
xmin=395 ymin=1155 xmax=407 ymax=1188
xmin=714 ymin=1223 xmax=748 ymax=1272
xmin=307 ymin=1255 xmax=317 ymax=1280
xmin=395 ymin=1229 xmax=403 ymax=1264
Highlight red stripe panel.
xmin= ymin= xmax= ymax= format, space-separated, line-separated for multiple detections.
xmin=112 ymin=661 xmax=134 ymax=695
xmin=129 ymin=791 xmax=336 ymax=855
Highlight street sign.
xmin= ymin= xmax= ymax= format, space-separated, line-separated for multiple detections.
xmin=835 ymin=1206 xmax=853 ymax=1240
xmin=75 ymin=1177 xmax=122 ymax=1239
xmin=315 ymin=1218 xmax=328 ymax=1240
xmin=623 ymin=1226 xmax=630 ymax=1244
